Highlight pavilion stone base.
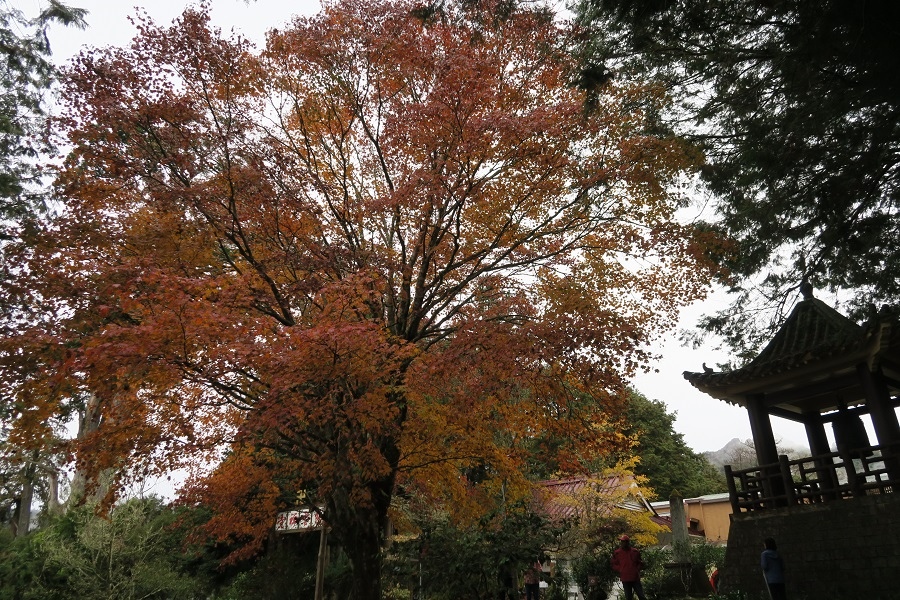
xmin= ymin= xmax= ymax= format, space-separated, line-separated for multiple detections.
xmin=720 ymin=494 xmax=900 ymax=599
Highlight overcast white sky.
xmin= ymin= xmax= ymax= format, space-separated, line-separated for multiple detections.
xmin=24 ymin=0 xmax=815 ymax=453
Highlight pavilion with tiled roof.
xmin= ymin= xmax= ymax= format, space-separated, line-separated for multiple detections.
xmin=685 ymin=281 xmax=900 ymax=494
xmin=682 ymin=283 xmax=900 ymax=599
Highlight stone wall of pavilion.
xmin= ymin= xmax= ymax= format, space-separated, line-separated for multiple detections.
xmin=720 ymin=493 xmax=900 ymax=599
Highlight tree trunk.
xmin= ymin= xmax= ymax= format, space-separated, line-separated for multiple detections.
xmin=47 ymin=468 xmax=61 ymax=514
xmin=69 ymin=392 xmax=103 ymax=505
xmin=324 ymin=386 xmax=406 ymax=599
xmin=328 ymin=474 xmax=395 ymax=600
xmin=344 ymin=510 xmax=386 ymax=600
xmin=15 ymin=462 xmax=36 ymax=537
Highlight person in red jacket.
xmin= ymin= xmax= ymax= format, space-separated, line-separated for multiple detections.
xmin=611 ymin=535 xmax=647 ymax=600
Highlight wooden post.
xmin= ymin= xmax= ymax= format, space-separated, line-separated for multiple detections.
xmin=838 ymin=445 xmax=862 ymax=497
xmin=724 ymin=465 xmax=740 ymax=514
xmin=314 ymin=525 xmax=328 ymax=600
xmin=858 ymin=364 xmax=900 ymax=480
xmin=779 ymin=455 xmax=796 ymax=506
xmin=747 ymin=395 xmax=779 ymax=465
xmin=805 ymin=414 xmax=839 ymax=501
xmin=747 ymin=394 xmax=785 ymax=506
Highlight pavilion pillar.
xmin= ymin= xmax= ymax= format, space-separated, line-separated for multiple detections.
xmin=746 ymin=394 xmax=786 ymax=505
xmin=804 ymin=412 xmax=839 ymax=500
xmin=804 ymin=413 xmax=831 ymax=456
xmin=857 ymin=364 xmax=900 ymax=480
xmin=748 ymin=394 xmax=779 ymax=465
xmin=857 ymin=364 xmax=900 ymax=445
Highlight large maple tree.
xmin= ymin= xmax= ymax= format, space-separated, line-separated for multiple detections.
xmin=2 ymin=0 xmax=720 ymax=596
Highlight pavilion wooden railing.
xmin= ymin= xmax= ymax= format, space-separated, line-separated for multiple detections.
xmin=724 ymin=441 xmax=900 ymax=515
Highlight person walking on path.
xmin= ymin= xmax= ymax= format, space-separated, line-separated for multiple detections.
xmin=761 ymin=537 xmax=787 ymax=600
xmin=523 ymin=558 xmax=542 ymax=600
xmin=611 ymin=534 xmax=647 ymax=600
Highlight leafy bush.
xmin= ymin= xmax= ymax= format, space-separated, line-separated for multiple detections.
xmin=384 ymin=503 xmax=565 ymax=600
xmin=571 ymin=548 xmax=617 ymax=600
xmin=544 ymin=568 xmax=573 ymax=600
xmin=689 ymin=541 xmax=726 ymax=572
xmin=0 ymin=497 xmax=204 ymax=600
xmin=639 ymin=542 xmax=725 ymax=599
xmin=0 ymin=527 xmax=66 ymax=600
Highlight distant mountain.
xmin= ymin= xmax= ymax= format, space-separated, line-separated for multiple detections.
xmin=702 ymin=438 xmax=750 ymax=471
xmin=702 ymin=437 xmax=810 ymax=472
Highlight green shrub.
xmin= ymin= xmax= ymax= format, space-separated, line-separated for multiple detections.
xmin=0 ymin=497 xmax=205 ymax=600
xmin=637 ymin=542 xmax=725 ymax=599
xmin=571 ymin=548 xmax=617 ymax=600
xmin=545 ymin=568 xmax=574 ymax=600
xmin=384 ymin=503 xmax=565 ymax=600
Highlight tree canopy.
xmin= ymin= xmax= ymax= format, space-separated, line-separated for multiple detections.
xmin=1 ymin=0 xmax=720 ymax=595
xmin=0 ymin=0 xmax=85 ymax=225
xmin=622 ymin=391 xmax=726 ymax=500
xmin=576 ymin=0 xmax=900 ymax=357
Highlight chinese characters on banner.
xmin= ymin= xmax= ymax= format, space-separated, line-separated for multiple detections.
xmin=275 ymin=508 xmax=324 ymax=532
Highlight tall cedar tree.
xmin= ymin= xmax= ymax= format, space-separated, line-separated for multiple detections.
xmin=2 ymin=1 xmax=720 ymax=596
xmin=0 ymin=0 xmax=85 ymax=536
xmin=577 ymin=0 xmax=900 ymax=359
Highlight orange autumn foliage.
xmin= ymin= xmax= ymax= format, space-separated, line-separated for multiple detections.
xmin=0 ymin=0 xmax=725 ymax=596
